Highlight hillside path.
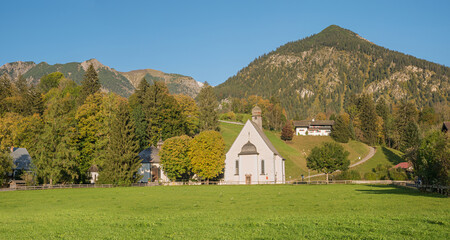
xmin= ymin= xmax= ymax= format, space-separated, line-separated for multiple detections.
xmin=305 ymin=146 xmax=376 ymax=179
xmin=218 ymin=120 xmax=244 ymax=125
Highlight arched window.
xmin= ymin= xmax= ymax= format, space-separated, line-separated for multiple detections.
xmin=235 ymin=160 xmax=239 ymax=175
xmin=261 ymin=159 xmax=265 ymax=174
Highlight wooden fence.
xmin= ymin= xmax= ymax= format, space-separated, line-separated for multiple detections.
xmin=1 ymin=180 xmax=447 ymax=196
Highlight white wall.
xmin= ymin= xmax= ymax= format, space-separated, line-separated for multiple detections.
xmin=295 ymin=127 xmax=331 ymax=136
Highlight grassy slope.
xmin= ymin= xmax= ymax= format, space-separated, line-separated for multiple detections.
xmin=0 ymin=185 xmax=448 ymax=239
xmin=220 ymin=122 xmax=370 ymax=180
xmin=353 ymin=146 xmax=404 ymax=176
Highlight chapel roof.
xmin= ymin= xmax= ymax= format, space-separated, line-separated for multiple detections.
xmin=10 ymin=148 xmax=32 ymax=171
xmin=249 ymin=120 xmax=282 ymax=158
xmin=139 ymin=146 xmax=161 ymax=163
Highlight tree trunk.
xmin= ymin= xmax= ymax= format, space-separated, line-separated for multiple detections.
xmin=326 ymin=173 xmax=329 ymax=184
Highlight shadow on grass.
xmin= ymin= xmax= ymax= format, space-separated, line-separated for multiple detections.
xmin=356 ymin=185 xmax=447 ymax=198
xmin=381 ymin=147 xmax=403 ymax=165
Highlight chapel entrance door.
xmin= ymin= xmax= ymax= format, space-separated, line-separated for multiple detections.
xmin=245 ymin=174 xmax=252 ymax=185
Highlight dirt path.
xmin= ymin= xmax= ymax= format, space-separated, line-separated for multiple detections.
xmin=305 ymin=147 xmax=376 ymax=179
xmin=218 ymin=120 xmax=244 ymax=125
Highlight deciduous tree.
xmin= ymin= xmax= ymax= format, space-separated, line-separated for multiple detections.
xmin=280 ymin=121 xmax=294 ymax=141
xmin=307 ymin=142 xmax=350 ymax=183
xmin=409 ymin=131 xmax=448 ymax=186
xmin=39 ymin=72 xmax=64 ymax=93
xmin=160 ymin=135 xmax=192 ymax=181
xmin=189 ymin=131 xmax=225 ymax=182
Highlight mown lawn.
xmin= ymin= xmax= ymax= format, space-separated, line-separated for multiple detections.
xmin=0 ymin=185 xmax=448 ymax=239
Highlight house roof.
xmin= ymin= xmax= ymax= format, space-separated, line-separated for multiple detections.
xmin=393 ymin=162 xmax=412 ymax=169
xmin=139 ymin=146 xmax=160 ymax=163
xmin=10 ymin=148 xmax=32 ymax=170
xmin=239 ymin=141 xmax=258 ymax=155
xmin=249 ymin=120 xmax=282 ymax=158
xmin=293 ymin=120 xmax=335 ymax=127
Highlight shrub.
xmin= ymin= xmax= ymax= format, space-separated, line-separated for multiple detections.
xmin=388 ymin=168 xmax=409 ymax=180
xmin=236 ymin=114 xmax=243 ymax=123
xmin=335 ymin=170 xmax=361 ymax=180
xmin=364 ymin=172 xmax=377 ymax=180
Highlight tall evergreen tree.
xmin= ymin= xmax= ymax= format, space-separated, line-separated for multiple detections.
xmin=136 ymin=78 xmax=150 ymax=101
xmin=357 ymin=94 xmax=378 ymax=145
xmin=197 ymin=84 xmax=219 ymax=131
xmin=0 ymin=150 xmax=14 ymax=186
xmin=0 ymin=75 xmax=13 ymax=116
xmin=80 ymin=64 xmax=101 ymax=103
xmin=395 ymin=101 xmax=419 ymax=151
xmin=98 ymin=102 xmax=141 ymax=185
xmin=131 ymin=104 xmax=149 ymax=151
xmin=174 ymin=94 xmax=199 ymax=137
xmin=144 ymin=81 xmax=185 ymax=145
xmin=331 ymin=115 xmax=351 ymax=143
xmin=376 ymin=97 xmax=391 ymax=145
xmin=129 ymin=77 xmax=150 ymax=109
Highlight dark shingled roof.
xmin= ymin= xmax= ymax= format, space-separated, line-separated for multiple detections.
xmin=139 ymin=146 xmax=160 ymax=163
xmin=293 ymin=120 xmax=335 ymax=127
xmin=239 ymin=141 xmax=258 ymax=155
xmin=10 ymin=148 xmax=32 ymax=171
xmin=249 ymin=120 xmax=283 ymax=158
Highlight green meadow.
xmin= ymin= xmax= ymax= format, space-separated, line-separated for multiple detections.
xmin=0 ymin=185 xmax=448 ymax=239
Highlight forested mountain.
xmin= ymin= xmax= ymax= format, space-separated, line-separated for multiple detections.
xmin=215 ymin=25 xmax=449 ymax=119
xmin=121 ymin=69 xmax=202 ymax=98
xmin=0 ymin=59 xmax=203 ymax=98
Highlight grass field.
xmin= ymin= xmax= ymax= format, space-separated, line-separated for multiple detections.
xmin=352 ymin=146 xmax=404 ymax=176
xmin=0 ymin=185 xmax=448 ymax=239
xmin=220 ymin=122 xmax=370 ymax=180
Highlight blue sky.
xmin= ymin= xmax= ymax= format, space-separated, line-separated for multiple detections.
xmin=1 ymin=0 xmax=449 ymax=86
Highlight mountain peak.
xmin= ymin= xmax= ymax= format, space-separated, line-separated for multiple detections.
xmin=318 ymin=25 xmax=373 ymax=44
xmin=80 ymin=58 xmax=109 ymax=71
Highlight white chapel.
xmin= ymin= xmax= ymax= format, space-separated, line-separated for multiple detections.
xmin=224 ymin=106 xmax=285 ymax=184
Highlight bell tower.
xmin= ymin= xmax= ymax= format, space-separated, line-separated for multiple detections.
xmin=252 ymin=105 xmax=262 ymax=130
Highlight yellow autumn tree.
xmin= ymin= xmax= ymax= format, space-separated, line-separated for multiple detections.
xmin=160 ymin=135 xmax=192 ymax=181
xmin=189 ymin=130 xmax=225 ymax=183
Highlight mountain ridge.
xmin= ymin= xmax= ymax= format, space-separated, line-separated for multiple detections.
xmin=0 ymin=59 xmax=203 ymax=98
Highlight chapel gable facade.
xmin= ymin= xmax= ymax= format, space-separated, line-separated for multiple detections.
xmin=224 ymin=106 xmax=285 ymax=184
